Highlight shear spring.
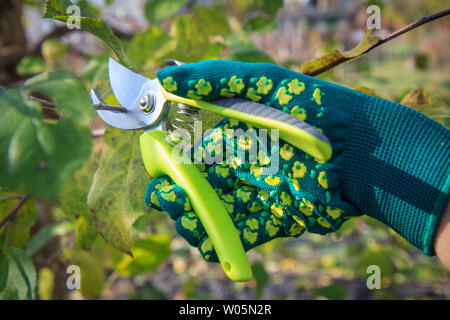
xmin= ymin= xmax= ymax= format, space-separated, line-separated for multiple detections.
xmin=165 ymin=103 xmax=200 ymax=147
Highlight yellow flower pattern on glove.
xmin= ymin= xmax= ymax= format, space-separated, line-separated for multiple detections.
xmin=288 ymin=79 xmax=305 ymax=95
xmin=181 ymin=213 xmax=198 ymax=231
xmin=195 ymin=79 xmax=212 ymax=96
xmin=318 ymin=171 xmax=328 ymax=189
xmin=291 ymin=106 xmax=307 ymax=121
xmin=299 ymin=198 xmax=314 ymax=216
xmin=280 ymin=144 xmax=295 ymax=161
xmin=246 ymin=88 xmax=262 ymax=102
xmin=275 ymin=87 xmax=293 ymax=105
xmin=270 ymin=203 xmax=284 ymax=218
xmin=162 ymin=77 xmax=177 ymax=92
xmin=236 ymin=188 xmax=252 ymax=203
xmin=292 ymin=161 xmax=307 ymax=178
xmin=243 ymin=228 xmax=258 ymax=244
xmin=265 ymin=175 xmax=281 ymax=186
xmin=256 ymin=76 xmax=273 ymax=94
xmin=246 ymin=218 xmax=259 ymax=230
xmin=228 ymin=76 xmax=245 ymax=94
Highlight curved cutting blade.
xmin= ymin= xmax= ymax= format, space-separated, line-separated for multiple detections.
xmin=91 ymin=58 xmax=169 ymax=130
xmin=108 ymin=57 xmax=149 ymax=108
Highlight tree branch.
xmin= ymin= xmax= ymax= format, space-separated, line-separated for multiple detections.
xmin=373 ymin=8 xmax=450 ymax=50
xmin=0 ymin=195 xmax=29 ymax=229
xmin=309 ymin=8 xmax=450 ymax=76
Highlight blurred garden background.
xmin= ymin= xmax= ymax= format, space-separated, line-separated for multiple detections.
xmin=0 ymin=0 xmax=449 ymax=300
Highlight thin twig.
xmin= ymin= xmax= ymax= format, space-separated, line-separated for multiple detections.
xmin=373 ymin=8 xmax=450 ymax=50
xmin=27 ymin=94 xmax=126 ymax=112
xmin=0 ymin=195 xmax=29 ymax=229
xmin=312 ymin=8 xmax=450 ymax=76
xmin=28 ymin=95 xmax=56 ymax=108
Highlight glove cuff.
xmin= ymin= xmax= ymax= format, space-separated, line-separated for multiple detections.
xmin=341 ymin=94 xmax=450 ymax=255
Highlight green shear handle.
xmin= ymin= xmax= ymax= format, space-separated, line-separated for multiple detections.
xmin=140 ymin=130 xmax=252 ymax=281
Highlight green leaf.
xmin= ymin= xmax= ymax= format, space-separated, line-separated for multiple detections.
xmin=26 ymin=221 xmax=74 ymax=256
xmin=37 ymin=267 xmax=54 ymax=300
xmin=89 ymin=236 xmax=124 ymax=270
xmin=226 ymin=47 xmax=275 ymax=63
xmin=80 ymin=55 xmax=109 ymax=86
xmin=16 ymin=56 xmax=46 ymax=76
xmin=75 ymin=215 xmax=98 ymax=251
xmin=128 ymin=26 xmax=177 ymax=68
xmin=59 ymin=154 xmax=99 ymax=250
xmin=42 ymin=0 xmax=134 ymax=70
xmin=75 ymin=0 xmax=101 ymax=15
xmin=244 ymin=14 xmax=277 ymax=33
xmin=0 ymin=72 xmax=93 ymax=201
xmin=313 ymin=283 xmax=348 ymax=300
xmin=170 ymin=14 xmax=211 ymax=60
xmin=224 ymin=33 xmax=255 ymax=49
xmin=359 ymin=244 xmax=396 ymax=278
xmin=400 ymin=89 xmax=434 ymax=109
xmin=41 ymin=38 xmax=68 ymax=62
xmin=0 ymin=193 xmax=36 ymax=248
xmin=252 ymin=262 xmax=268 ymax=299
xmin=0 ymin=247 xmax=36 ymax=300
xmin=117 ymin=235 xmax=171 ymax=276
xmin=87 ymin=127 xmax=151 ymax=254
xmin=145 ymin=0 xmax=188 ymax=24
xmin=78 ymin=251 xmax=105 ymax=298
xmin=300 ymin=27 xmax=381 ymax=76
xmin=259 ymin=0 xmax=283 ymax=16
xmin=194 ymin=5 xmax=231 ymax=38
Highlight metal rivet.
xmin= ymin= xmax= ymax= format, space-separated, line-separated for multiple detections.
xmin=139 ymin=94 xmax=155 ymax=113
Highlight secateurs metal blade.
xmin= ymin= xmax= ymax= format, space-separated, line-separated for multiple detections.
xmin=91 ymin=58 xmax=332 ymax=282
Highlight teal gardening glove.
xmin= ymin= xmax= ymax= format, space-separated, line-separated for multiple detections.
xmin=145 ymin=60 xmax=450 ymax=262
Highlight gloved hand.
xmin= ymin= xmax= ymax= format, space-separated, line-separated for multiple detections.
xmin=146 ymin=60 xmax=450 ymax=261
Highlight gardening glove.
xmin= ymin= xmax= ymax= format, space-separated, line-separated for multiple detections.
xmin=146 ymin=60 xmax=450 ymax=261
xmin=145 ymin=161 xmax=299 ymax=262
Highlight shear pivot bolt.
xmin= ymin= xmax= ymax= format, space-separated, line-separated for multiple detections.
xmin=139 ymin=94 xmax=155 ymax=113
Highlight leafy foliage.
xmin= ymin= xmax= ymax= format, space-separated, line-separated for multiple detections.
xmin=0 ymin=72 xmax=93 ymax=200
xmin=116 ymin=235 xmax=171 ymax=276
xmin=59 ymin=154 xmax=100 ymax=250
xmin=42 ymin=0 xmax=134 ymax=69
xmin=0 ymin=247 xmax=36 ymax=300
xmin=87 ymin=127 xmax=150 ymax=255
xmin=145 ymin=0 xmax=188 ymax=24
xmin=0 ymin=193 xmax=36 ymax=248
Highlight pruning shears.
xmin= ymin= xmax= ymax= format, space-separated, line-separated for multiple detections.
xmin=91 ymin=58 xmax=332 ymax=281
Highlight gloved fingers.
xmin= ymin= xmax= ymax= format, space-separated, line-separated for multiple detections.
xmin=144 ymin=176 xmax=174 ymax=210
xmin=157 ymin=60 xmax=298 ymax=106
xmin=224 ymin=185 xmax=261 ymax=222
xmin=174 ymin=211 xmax=206 ymax=247
xmin=197 ymin=210 xmax=291 ymax=262
xmin=172 ymin=185 xmax=260 ymax=248
xmin=203 ymin=163 xmax=239 ymax=196
xmin=289 ymin=194 xmax=360 ymax=235
xmin=156 ymin=184 xmax=192 ymax=220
